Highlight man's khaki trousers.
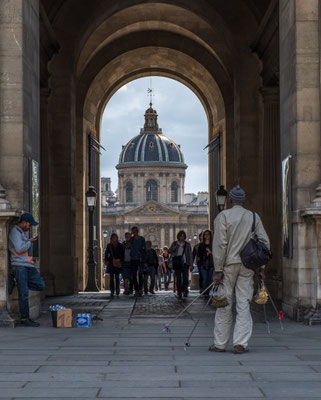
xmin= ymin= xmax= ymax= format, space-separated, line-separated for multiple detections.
xmin=214 ymin=263 xmax=254 ymax=350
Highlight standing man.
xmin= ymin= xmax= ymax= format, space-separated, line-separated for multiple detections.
xmin=145 ymin=241 xmax=158 ymax=294
xmin=130 ymin=226 xmax=146 ymax=296
xmin=8 ymin=213 xmax=45 ymax=327
xmin=210 ymin=185 xmax=269 ymax=354
xmin=122 ymin=232 xmax=133 ymax=295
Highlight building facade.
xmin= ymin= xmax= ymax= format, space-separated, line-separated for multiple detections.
xmin=102 ymin=104 xmax=208 ymax=248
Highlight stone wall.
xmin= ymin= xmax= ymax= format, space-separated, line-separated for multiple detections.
xmin=280 ymin=0 xmax=321 ymax=319
xmin=0 ymin=0 xmax=41 ymax=322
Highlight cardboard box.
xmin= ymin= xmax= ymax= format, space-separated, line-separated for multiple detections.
xmin=190 ymin=273 xmax=200 ymax=290
xmin=51 ymin=309 xmax=72 ymax=328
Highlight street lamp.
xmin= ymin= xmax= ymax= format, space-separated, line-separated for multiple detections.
xmin=216 ymin=185 xmax=228 ymax=213
xmin=85 ymin=186 xmax=99 ymax=292
xmin=193 ymin=234 xmax=197 ymax=240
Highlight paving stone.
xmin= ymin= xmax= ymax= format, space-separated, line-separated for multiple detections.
xmin=37 ymin=365 xmax=175 ymax=374
xmin=260 ymin=382 xmax=321 ymax=397
xmin=0 ymin=292 xmax=320 ymax=399
xmin=26 ymin=380 xmax=180 ymax=388
xmin=252 ymin=372 xmax=321 ymax=381
xmin=0 ymin=373 xmax=105 ymax=382
xmin=0 ymin=388 xmax=99 ymax=397
xmin=98 ymin=387 xmax=264 ymax=397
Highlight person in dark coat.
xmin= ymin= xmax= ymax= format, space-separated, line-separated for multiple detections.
xmin=168 ymin=231 xmax=193 ymax=299
xmin=105 ymin=233 xmax=124 ymax=297
xmin=197 ymin=230 xmax=214 ymax=296
xmin=145 ymin=241 xmax=158 ymax=294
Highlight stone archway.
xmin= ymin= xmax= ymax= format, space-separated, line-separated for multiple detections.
xmin=39 ymin=0 xmax=279 ymax=298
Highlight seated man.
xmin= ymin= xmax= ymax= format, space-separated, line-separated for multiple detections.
xmin=8 ymin=213 xmax=45 ymax=327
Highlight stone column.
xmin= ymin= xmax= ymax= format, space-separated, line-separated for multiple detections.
xmin=261 ymin=87 xmax=282 ymax=294
xmin=39 ymin=88 xmax=55 ymax=295
xmin=160 ymin=226 xmax=165 ymax=249
xmin=0 ymin=186 xmax=20 ymax=327
xmin=169 ymin=226 xmax=174 ymax=244
xmin=280 ymin=0 xmax=321 ymax=318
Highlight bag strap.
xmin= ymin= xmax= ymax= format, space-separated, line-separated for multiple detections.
xmin=109 ymin=243 xmax=116 ymax=259
xmin=251 ymin=212 xmax=256 ymax=234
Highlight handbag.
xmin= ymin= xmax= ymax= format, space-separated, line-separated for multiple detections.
xmin=110 ymin=245 xmax=122 ymax=269
xmin=172 ymin=243 xmax=186 ymax=270
xmin=211 ymin=283 xmax=228 ymax=308
xmin=240 ymin=212 xmax=272 ymax=271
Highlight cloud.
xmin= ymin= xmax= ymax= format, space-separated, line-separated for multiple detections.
xmin=101 ymin=77 xmax=208 ymax=194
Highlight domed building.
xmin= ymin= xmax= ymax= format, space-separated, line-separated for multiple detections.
xmin=101 ymin=103 xmax=208 ymax=248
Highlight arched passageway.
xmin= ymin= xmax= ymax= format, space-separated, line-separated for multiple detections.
xmin=13 ymin=0 xmax=321 ymax=324
xmin=38 ymin=0 xmax=279 ymax=297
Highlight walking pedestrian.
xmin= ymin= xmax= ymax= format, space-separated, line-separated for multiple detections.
xmin=105 ymin=233 xmax=124 ymax=297
xmin=155 ymin=248 xmax=165 ymax=291
xmin=197 ymin=230 xmax=214 ymax=297
xmin=145 ymin=241 xmax=158 ymax=294
xmin=169 ymin=231 xmax=193 ymax=299
xmin=210 ymin=185 xmax=269 ymax=354
xmin=192 ymin=233 xmax=203 ymax=292
xmin=8 ymin=213 xmax=45 ymax=327
xmin=130 ymin=226 xmax=146 ymax=296
xmin=122 ymin=232 xmax=132 ymax=295
xmin=163 ymin=247 xmax=171 ymax=290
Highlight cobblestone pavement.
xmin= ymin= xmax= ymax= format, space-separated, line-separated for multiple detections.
xmin=0 ymin=290 xmax=321 ymax=399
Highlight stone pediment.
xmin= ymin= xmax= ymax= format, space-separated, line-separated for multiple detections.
xmin=123 ymin=201 xmax=180 ymax=216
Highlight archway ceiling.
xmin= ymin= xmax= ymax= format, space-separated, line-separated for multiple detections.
xmin=75 ymin=3 xmax=233 ymax=78
xmin=80 ymin=30 xmax=232 ymax=119
xmin=82 ymin=47 xmax=225 ymax=138
xmin=43 ymin=1 xmax=269 ymax=85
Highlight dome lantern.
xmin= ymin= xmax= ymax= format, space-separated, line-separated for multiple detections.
xmin=117 ymin=103 xmax=186 ymax=168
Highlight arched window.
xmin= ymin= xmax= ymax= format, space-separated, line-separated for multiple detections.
xmin=126 ymin=181 xmax=133 ymax=203
xmin=146 ymin=179 xmax=158 ymax=201
xmin=171 ymin=181 xmax=178 ymax=202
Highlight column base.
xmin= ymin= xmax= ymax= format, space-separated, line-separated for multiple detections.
xmin=0 ymin=309 xmax=16 ymax=328
xmin=304 ymin=307 xmax=321 ymax=326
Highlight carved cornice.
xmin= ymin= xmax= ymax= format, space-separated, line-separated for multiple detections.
xmin=251 ymin=0 xmax=279 ymax=86
xmin=39 ymin=3 xmax=60 ymax=89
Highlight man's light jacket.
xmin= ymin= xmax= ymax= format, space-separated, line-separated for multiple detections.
xmin=9 ymin=225 xmax=34 ymax=267
xmin=213 ymin=205 xmax=270 ymax=272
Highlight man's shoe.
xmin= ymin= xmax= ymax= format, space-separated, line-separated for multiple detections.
xmin=177 ymin=293 xmax=182 ymax=299
xmin=233 ymin=345 xmax=249 ymax=354
xmin=149 ymin=290 xmax=155 ymax=294
xmin=183 ymin=290 xmax=188 ymax=297
xmin=208 ymin=344 xmax=225 ymax=352
xmin=21 ymin=318 xmax=40 ymax=327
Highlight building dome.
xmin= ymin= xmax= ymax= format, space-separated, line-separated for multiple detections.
xmin=118 ymin=104 xmax=185 ymax=166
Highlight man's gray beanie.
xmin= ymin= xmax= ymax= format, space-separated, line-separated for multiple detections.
xmin=229 ymin=185 xmax=245 ymax=202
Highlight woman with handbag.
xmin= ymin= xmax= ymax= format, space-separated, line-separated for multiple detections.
xmin=105 ymin=233 xmax=124 ymax=297
xmin=163 ymin=246 xmax=171 ymax=291
xmin=168 ymin=231 xmax=193 ymax=299
xmin=197 ymin=230 xmax=214 ymax=297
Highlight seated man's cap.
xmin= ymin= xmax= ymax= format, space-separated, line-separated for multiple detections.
xmin=20 ymin=213 xmax=38 ymax=226
xmin=229 ymin=185 xmax=245 ymax=202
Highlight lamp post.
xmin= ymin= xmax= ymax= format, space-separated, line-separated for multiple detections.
xmin=216 ymin=185 xmax=228 ymax=213
xmin=102 ymin=230 xmax=108 ymax=252
xmin=85 ymin=186 xmax=99 ymax=292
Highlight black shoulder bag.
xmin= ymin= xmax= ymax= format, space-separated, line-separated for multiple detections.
xmin=240 ymin=212 xmax=272 ymax=271
xmin=172 ymin=243 xmax=186 ymax=270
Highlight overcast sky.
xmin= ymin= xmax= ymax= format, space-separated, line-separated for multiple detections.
xmin=101 ymin=77 xmax=208 ymax=194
